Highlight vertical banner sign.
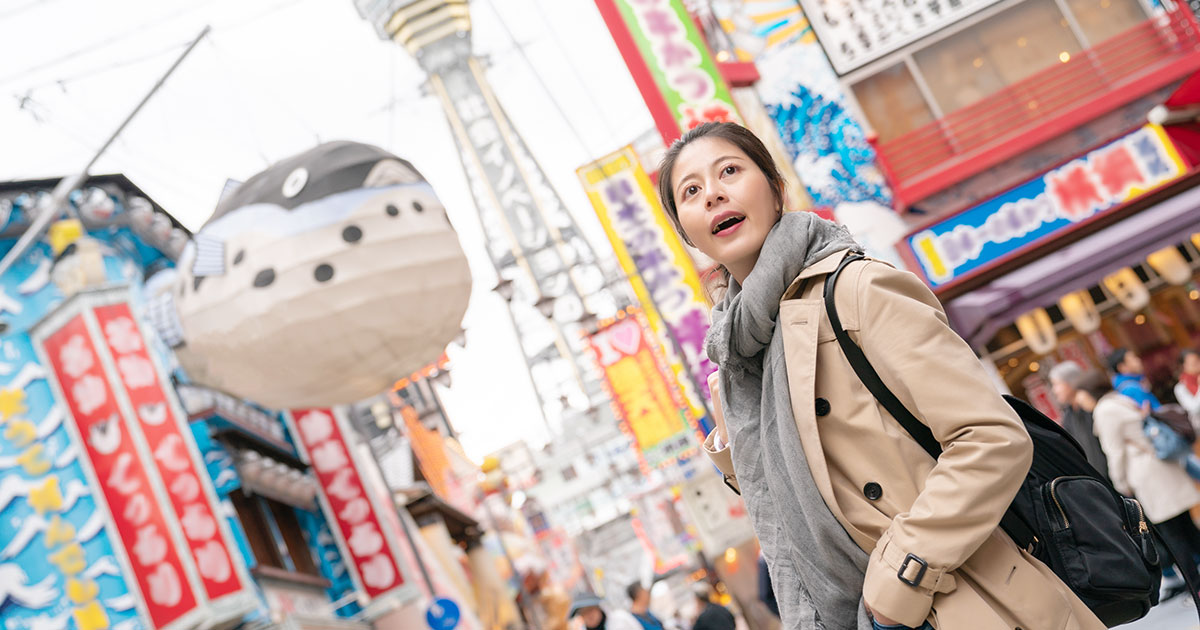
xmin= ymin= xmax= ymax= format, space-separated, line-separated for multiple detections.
xmin=587 ymin=308 xmax=697 ymax=470
xmin=288 ymin=408 xmax=407 ymax=600
xmin=92 ymin=303 xmax=245 ymax=602
xmin=399 ymin=405 xmax=451 ymax=500
xmin=40 ymin=311 xmax=200 ymax=629
xmin=577 ymin=147 xmax=715 ymax=412
xmin=595 ymin=0 xmax=744 ymax=145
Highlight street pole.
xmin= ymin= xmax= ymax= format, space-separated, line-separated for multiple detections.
xmin=0 ymin=25 xmax=211 ymax=279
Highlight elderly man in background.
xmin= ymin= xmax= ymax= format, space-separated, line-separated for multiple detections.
xmin=1049 ymin=361 xmax=1110 ymax=480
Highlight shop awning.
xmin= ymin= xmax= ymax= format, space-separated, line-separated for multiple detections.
xmin=945 ymin=177 xmax=1200 ymax=348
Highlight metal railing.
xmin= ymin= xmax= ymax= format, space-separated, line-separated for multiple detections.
xmin=873 ymin=5 xmax=1200 ymax=207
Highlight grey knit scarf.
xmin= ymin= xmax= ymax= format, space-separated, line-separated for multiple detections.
xmin=706 ymin=212 xmax=873 ymax=630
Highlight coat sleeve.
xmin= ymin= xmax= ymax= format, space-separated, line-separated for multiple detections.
xmin=1176 ymin=382 xmax=1200 ymax=421
xmin=701 ymin=371 xmax=739 ymax=493
xmin=1093 ymin=400 xmax=1135 ymax=496
xmin=852 ymin=262 xmax=1033 ymax=627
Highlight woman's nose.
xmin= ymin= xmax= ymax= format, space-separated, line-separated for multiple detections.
xmin=705 ymin=191 xmax=727 ymax=208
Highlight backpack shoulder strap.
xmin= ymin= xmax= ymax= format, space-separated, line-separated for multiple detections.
xmin=822 ymin=253 xmax=1037 ymax=549
xmin=822 ymin=253 xmax=942 ymax=459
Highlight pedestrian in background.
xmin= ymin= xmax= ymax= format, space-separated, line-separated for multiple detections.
xmin=1176 ymin=349 xmax=1200 ymax=429
xmin=1049 ymin=361 xmax=1109 ymax=479
xmin=757 ymin=554 xmax=779 ymax=618
xmin=1108 ymin=348 xmax=1162 ymax=410
xmin=690 ymin=582 xmax=736 ymax=630
xmin=659 ymin=121 xmax=1103 ymax=630
xmin=570 ymin=593 xmax=643 ymax=630
xmin=627 ymin=582 xmax=666 ymax=630
xmin=1083 ymin=377 xmax=1200 ymax=594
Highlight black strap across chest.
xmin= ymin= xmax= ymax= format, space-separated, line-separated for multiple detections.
xmin=822 ymin=252 xmax=1037 ymax=549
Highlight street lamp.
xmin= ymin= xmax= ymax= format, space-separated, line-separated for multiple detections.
xmin=576 ymin=310 xmax=599 ymax=332
xmin=534 ymin=295 xmax=556 ymax=318
xmin=431 ymin=369 xmax=452 ymax=389
xmin=493 ymin=278 xmax=515 ymax=302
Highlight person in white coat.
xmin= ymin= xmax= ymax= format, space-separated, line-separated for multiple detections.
xmin=1175 ymin=350 xmax=1200 ymax=430
xmin=1082 ymin=377 xmax=1200 ymax=593
xmin=570 ymin=594 xmax=643 ymax=630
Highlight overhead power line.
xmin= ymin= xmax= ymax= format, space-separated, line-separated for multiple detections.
xmin=0 ymin=0 xmax=227 ymax=89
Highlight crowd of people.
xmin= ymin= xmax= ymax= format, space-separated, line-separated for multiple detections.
xmin=1049 ymin=347 xmax=1200 ymax=599
xmin=566 ymin=581 xmax=740 ymax=630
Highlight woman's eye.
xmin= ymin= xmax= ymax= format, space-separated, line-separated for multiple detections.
xmin=684 ymin=185 xmax=699 ymax=198
xmin=723 ymin=165 xmax=737 ymax=176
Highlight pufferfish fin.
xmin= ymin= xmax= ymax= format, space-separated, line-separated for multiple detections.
xmin=191 ymin=233 xmax=226 ymax=277
xmin=145 ymin=290 xmax=186 ymax=348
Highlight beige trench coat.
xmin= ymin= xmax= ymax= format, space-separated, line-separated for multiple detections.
xmin=703 ymin=251 xmax=1103 ymax=630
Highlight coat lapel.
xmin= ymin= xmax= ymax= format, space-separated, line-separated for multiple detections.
xmin=779 ymin=298 xmax=848 ymax=526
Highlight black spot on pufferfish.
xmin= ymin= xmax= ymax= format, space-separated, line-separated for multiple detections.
xmin=253 ymin=268 xmax=275 ymax=288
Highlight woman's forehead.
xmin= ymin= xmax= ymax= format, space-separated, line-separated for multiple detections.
xmin=673 ymin=137 xmax=746 ymax=182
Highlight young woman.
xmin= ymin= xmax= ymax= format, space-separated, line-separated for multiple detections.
xmin=1176 ymin=349 xmax=1200 ymax=429
xmin=660 ymin=122 xmax=1103 ymax=630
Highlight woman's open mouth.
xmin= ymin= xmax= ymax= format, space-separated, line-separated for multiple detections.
xmin=711 ymin=213 xmax=746 ymax=236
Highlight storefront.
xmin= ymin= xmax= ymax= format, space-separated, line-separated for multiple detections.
xmin=898 ymin=120 xmax=1200 ymax=414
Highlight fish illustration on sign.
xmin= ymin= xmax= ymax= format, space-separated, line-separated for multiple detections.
xmin=146 ymin=141 xmax=472 ymax=409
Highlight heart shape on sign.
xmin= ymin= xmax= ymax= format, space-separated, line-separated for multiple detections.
xmin=608 ymin=320 xmax=642 ymax=357
xmin=148 ymin=563 xmax=182 ymax=607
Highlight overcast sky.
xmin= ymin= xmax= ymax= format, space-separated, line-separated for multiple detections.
xmin=0 ymin=0 xmax=656 ymax=460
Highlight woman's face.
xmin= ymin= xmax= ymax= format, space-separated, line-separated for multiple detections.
xmin=671 ymin=137 xmax=778 ymax=283
xmin=1184 ymin=353 xmax=1200 ymax=375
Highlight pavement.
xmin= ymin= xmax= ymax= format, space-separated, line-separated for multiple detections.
xmin=1123 ymin=594 xmax=1200 ymax=629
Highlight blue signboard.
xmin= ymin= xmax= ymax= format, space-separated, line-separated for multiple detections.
xmin=905 ymin=125 xmax=1186 ymax=289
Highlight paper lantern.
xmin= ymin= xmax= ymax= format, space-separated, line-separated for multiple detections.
xmin=1058 ymin=290 xmax=1101 ymax=334
xmin=162 ymin=142 xmax=472 ymax=409
xmin=1103 ymin=267 xmax=1150 ymax=312
xmin=1147 ymin=246 xmax=1191 ymax=285
xmin=1016 ymin=308 xmax=1057 ymax=355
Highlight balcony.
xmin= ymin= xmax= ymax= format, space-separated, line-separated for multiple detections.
xmin=872 ymin=6 xmax=1200 ymax=209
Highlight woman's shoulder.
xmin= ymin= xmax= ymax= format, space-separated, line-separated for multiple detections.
xmin=1094 ymin=393 xmax=1141 ymax=421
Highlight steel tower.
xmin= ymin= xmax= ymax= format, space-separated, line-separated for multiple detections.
xmin=355 ymin=0 xmax=628 ymax=438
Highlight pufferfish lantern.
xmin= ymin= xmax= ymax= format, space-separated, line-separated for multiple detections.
xmin=150 ymin=141 xmax=471 ymax=409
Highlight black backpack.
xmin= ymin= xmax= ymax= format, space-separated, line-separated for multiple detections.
xmin=824 ymin=253 xmax=1199 ymax=627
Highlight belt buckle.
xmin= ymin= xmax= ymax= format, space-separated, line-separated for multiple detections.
xmin=897 ymin=553 xmax=928 ymax=587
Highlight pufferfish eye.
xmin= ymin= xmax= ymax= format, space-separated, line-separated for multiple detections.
xmin=281 ymin=168 xmax=308 ymax=198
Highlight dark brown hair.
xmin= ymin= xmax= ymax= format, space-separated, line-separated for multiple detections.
xmin=656 ymin=122 xmax=785 ymax=247
xmin=1079 ymin=372 xmax=1114 ymax=401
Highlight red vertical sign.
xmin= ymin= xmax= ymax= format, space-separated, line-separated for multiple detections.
xmin=290 ymin=408 xmax=406 ymax=599
xmin=93 ymin=303 xmax=244 ymax=601
xmin=43 ymin=314 xmax=199 ymax=629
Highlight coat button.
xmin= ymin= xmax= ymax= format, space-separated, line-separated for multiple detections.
xmin=815 ymin=398 xmax=831 ymax=416
xmin=863 ymin=482 xmax=883 ymax=501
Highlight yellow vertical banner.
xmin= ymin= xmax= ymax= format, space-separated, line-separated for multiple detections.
xmin=586 ymin=307 xmax=698 ymax=470
xmin=576 ymin=147 xmax=714 ymax=421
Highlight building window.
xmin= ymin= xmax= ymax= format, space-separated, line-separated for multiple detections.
xmin=561 ymin=465 xmax=578 ymax=482
xmin=912 ymin=0 xmax=1080 ymax=115
xmin=1065 ymin=0 xmax=1150 ymax=43
xmin=848 ymin=0 xmax=1148 ymax=140
xmin=230 ymin=489 xmax=320 ymax=577
xmin=850 ymin=63 xmax=936 ymax=143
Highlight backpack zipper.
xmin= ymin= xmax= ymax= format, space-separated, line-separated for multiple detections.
xmin=1049 ymin=477 xmax=1071 ymax=528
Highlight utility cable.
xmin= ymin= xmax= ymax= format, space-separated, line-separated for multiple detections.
xmin=0 ymin=0 xmax=228 ymax=88
xmin=528 ymin=0 xmax=622 ymax=141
